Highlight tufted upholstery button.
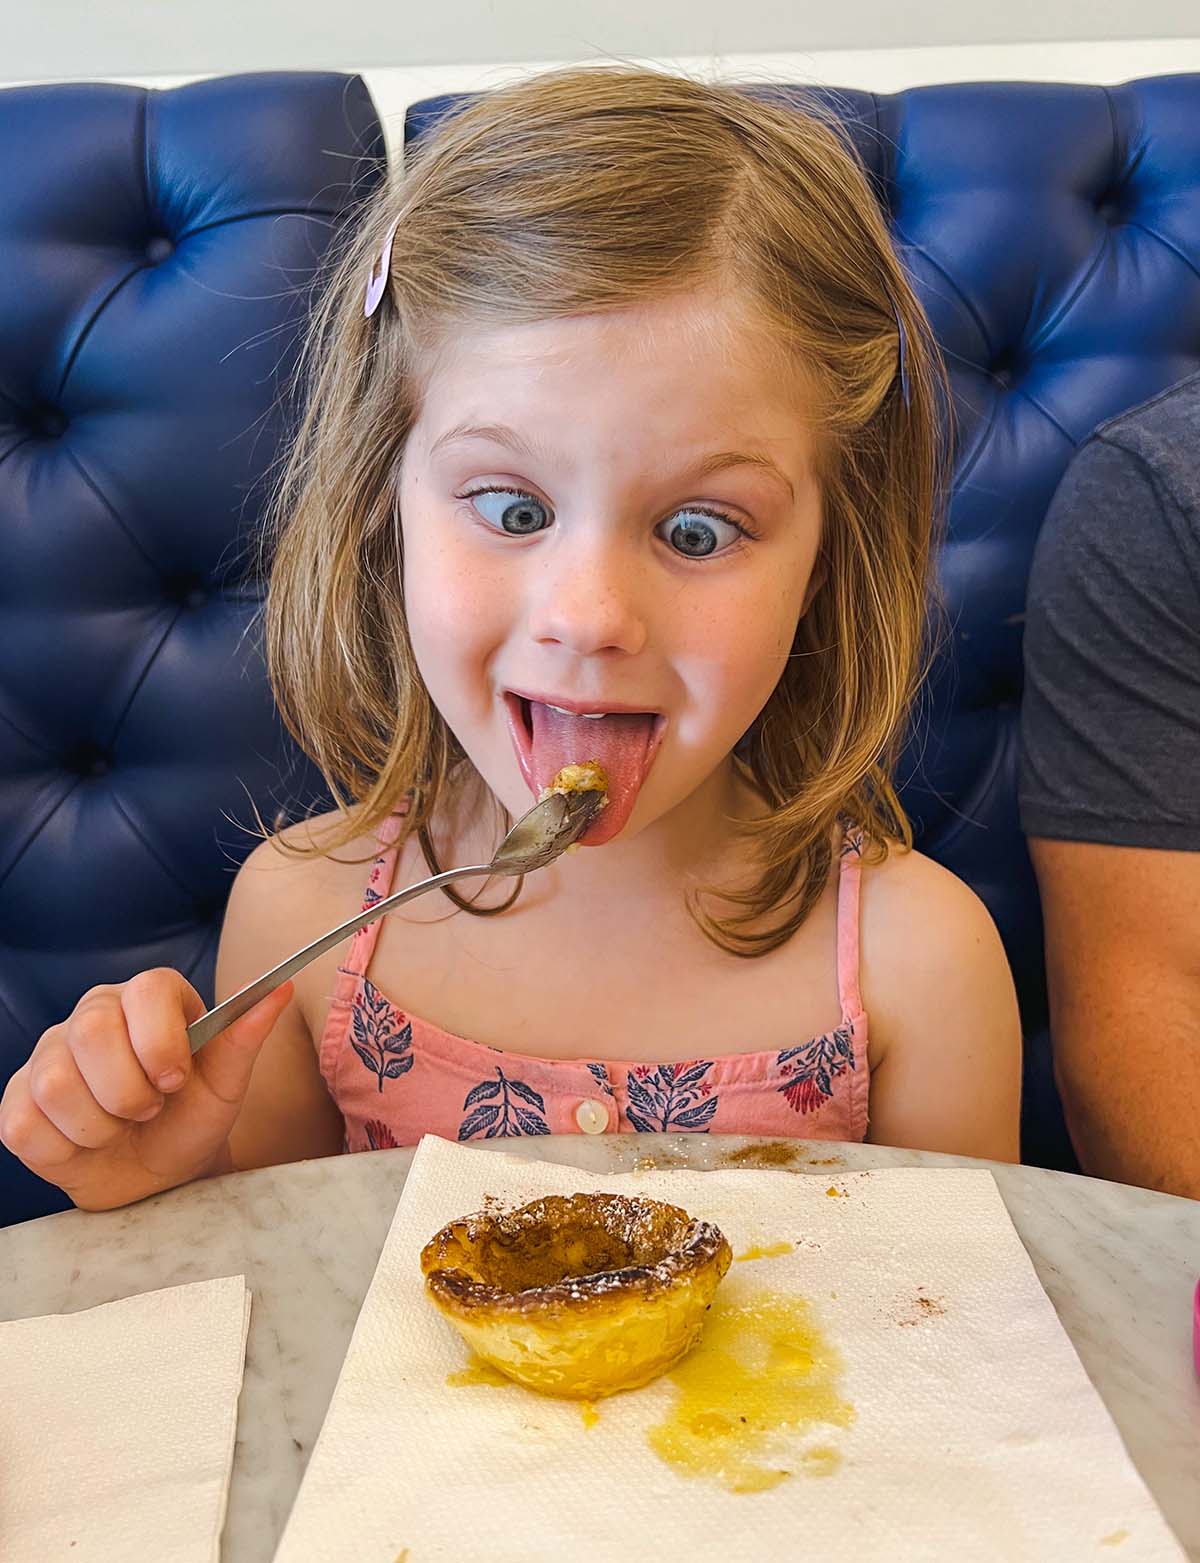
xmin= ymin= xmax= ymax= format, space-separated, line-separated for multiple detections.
xmin=65 ymin=741 xmax=112 ymax=779
xmin=164 ymin=573 xmax=209 ymax=608
xmin=1096 ymin=197 xmax=1122 ymax=225
xmin=988 ymin=353 xmax=1019 ymax=391
xmin=30 ymin=405 xmax=67 ymax=438
xmin=145 ymin=235 xmax=175 ymax=264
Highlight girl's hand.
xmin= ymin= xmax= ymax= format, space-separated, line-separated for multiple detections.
xmin=0 ymin=969 xmax=293 ymax=1211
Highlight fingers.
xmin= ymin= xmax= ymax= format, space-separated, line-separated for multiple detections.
xmin=0 ymin=971 xmax=294 ymax=1200
xmin=12 ymin=1043 xmax=130 ymax=1153
xmin=69 ymin=988 xmax=166 ymax=1119
xmin=0 ymin=1061 xmax=84 ymax=1169
xmin=119 ymin=969 xmax=205 ymax=1095
xmin=193 ymin=981 xmax=294 ymax=1106
xmin=0 ymin=970 xmax=201 ymax=1172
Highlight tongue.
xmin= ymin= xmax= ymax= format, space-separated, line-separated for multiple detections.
xmin=528 ymin=704 xmax=655 ymax=845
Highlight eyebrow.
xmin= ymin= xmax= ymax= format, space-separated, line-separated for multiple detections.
xmin=693 ymin=449 xmax=795 ymax=502
xmin=428 ymin=422 xmax=796 ymax=502
xmin=430 ymin=422 xmax=545 ymax=461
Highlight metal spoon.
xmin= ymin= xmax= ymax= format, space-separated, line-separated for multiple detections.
xmin=186 ymin=789 xmax=605 ymax=1053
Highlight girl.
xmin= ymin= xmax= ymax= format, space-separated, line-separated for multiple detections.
xmin=0 ymin=68 xmax=1021 ymax=1212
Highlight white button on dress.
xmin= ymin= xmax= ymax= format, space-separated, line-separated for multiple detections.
xmin=574 ymin=1098 xmax=608 ymax=1135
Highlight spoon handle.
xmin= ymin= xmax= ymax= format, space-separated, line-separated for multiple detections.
xmin=186 ymin=862 xmax=493 ymax=1053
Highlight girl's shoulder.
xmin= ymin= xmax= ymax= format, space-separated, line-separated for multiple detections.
xmin=223 ymin=806 xmax=395 ymax=954
xmin=854 ymin=840 xmax=1022 ymax=1159
xmin=859 ymin=837 xmax=1002 ymax=928
xmin=235 ymin=806 xmax=389 ymax=895
xmin=858 ymin=841 xmax=1012 ymax=1010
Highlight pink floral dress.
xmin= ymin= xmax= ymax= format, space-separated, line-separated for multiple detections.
xmin=318 ymin=814 xmax=870 ymax=1150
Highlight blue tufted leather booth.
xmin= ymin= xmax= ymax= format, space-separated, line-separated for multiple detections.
xmin=0 ymin=72 xmax=384 ymax=1221
xmin=3 ymin=69 xmax=1200 ymax=1223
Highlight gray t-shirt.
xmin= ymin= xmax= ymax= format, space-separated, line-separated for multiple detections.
xmin=1020 ymin=369 xmax=1200 ymax=849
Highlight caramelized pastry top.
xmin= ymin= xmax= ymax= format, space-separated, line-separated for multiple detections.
xmin=421 ymin=1191 xmax=730 ymax=1321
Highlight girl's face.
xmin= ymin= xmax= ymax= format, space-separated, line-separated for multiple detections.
xmin=397 ymin=290 xmax=824 ymax=847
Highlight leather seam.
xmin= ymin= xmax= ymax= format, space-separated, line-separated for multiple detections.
xmin=107 ymin=788 xmax=200 ymax=903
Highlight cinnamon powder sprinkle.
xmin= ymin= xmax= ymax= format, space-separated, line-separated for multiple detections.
xmin=896 ymin=1287 xmax=947 ymax=1327
xmin=720 ymin=1141 xmax=801 ymax=1168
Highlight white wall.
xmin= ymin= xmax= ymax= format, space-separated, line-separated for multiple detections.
xmin=5 ymin=0 xmax=1200 ymax=80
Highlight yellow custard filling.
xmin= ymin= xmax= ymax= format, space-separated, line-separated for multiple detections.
xmin=540 ymin=760 xmax=610 ymax=802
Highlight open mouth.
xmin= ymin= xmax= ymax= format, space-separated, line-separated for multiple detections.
xmin=504 ymin=692 xmax=666 ymax=846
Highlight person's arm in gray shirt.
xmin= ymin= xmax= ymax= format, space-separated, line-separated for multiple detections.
xmin=1021 ymin=409 xmax=1200 ymax=1197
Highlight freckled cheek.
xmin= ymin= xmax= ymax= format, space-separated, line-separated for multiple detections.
xmin=669 ymin=589 xmax=800 ymax=723
xmin=403 ymin=536 xmax=511 ymax=669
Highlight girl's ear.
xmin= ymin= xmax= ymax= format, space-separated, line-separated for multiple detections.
xmin=800 ymin=550 xmax=827 ymax=616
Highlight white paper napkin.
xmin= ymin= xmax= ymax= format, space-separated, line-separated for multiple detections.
xmin=276 ymin=1136 xmax=1186 ymax=1562
xmin=0 ymin=1273 xmax=251 ymax=1562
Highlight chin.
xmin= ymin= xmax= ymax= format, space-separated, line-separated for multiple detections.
xmin=569 ymin=775 xmax=688 ymax=850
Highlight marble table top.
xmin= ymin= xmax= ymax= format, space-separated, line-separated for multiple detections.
xmin=3 ymin=1135 xmax=1198 ymax=1561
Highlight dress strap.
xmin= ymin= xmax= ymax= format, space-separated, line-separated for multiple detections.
xmin=339 ymin=808 xmax=410 ymax=980
xmin=836 ymin=824 xmax=865 ymax=1021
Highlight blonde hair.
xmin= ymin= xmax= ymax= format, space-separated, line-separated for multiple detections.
xmin=262 ymin=65 xmax=949 ymax=955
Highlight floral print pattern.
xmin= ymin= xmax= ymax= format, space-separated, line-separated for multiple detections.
xmin=624 ymin=1061 xmax=719 ymax=1133
xmin=839 ymin=822 xmax=865 ymax=858
xmin=362 ymin=852 xmax=388 ymax=907
xmin=775 ymin=1026 xmax=856 ymax=1116
xmin=458 ymin=1068 xmax=551 ymax=1140
xmin=350 ymin=978 xmax=414 ymax=1093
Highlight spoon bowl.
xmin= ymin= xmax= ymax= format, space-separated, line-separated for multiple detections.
xmin=493 ymin=789 xmax=606 ymax=874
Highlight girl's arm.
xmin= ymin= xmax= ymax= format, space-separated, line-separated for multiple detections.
xmin=861 ymin=850 xmax=1022 ymax=1162
xmin=215 ymin=838 xmax=347 ymax=1173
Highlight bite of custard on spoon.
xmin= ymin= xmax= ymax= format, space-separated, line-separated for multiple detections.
xmin=540 ymin=760 xmax=610 ymax=804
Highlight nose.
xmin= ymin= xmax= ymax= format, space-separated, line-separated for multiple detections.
xmin=527 ymin=533 xmax=648 ymax=657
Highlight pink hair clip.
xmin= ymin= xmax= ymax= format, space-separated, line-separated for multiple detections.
xmin=364 ymin=218 xmax=399 ymax=318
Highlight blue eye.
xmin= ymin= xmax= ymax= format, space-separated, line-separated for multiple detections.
xmin=469 ymin=488 xmax=551 ymax=536
xmin=656 ymin=509 xmax=743 ymax=559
